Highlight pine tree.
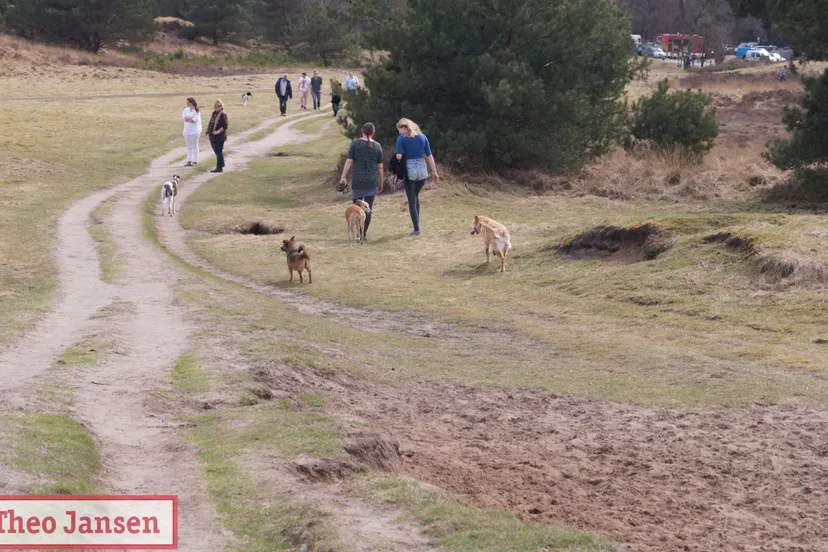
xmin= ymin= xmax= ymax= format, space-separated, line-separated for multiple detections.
xmin=340 ymin=0 xmax=637 ymax=172
xmin=6 ymin=0 xmax=157 ymax=52
xmin=184 ymin=0 xmax=252 ymax=45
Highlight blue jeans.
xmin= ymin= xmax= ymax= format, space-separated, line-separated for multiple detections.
xmin=311 ymin=89 xmax=321 ymax=109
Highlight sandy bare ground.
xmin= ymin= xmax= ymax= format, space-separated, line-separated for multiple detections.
xmin=257 ymin=360 xmax=828 ymax=552
xmin=0 ymin=106 xmax=437 ymax=551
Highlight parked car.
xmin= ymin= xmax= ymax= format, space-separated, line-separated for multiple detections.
xmin=735 ymin=42 xmax=758 ymax=57
xmin=645 ymin=46 xmax=668 ymax=59
xmin=744 ymin=48 xmax=772 ymax=62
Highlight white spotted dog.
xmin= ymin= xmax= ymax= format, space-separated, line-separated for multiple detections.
xmin=241 ymin=91 xmax=252 ymax=106
xmin=160 ymin=175 xmax=181 ymax=217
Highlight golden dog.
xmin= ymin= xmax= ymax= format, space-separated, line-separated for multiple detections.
xmin=344 ymin=199 xmax=371 ymax=245
xmin=470 ymin=215 xmax=512 ymax=272
xmin=280 ymin=236 xmax=313 ymax=283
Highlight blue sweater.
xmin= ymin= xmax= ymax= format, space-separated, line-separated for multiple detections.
xmin=396 ymin=134 xmax=432 ymax=160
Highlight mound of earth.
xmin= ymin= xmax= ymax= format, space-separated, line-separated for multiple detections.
xmin=554 ymin=224 xmax=672 ymax=263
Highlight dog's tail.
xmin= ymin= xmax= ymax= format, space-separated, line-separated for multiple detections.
xmin=297 ymin=244 xmax=310 ymax=259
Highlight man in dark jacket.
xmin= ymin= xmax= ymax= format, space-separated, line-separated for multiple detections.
xmin=275 ymin=74 xmax=293 ymax=116
xmin=310 ymin=70 xmax=323 ymax=111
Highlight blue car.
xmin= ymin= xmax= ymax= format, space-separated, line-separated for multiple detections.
xmin=735 ymin=42 xmax=757 ymax=58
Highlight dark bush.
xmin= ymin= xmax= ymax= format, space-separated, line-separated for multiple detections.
xmin=628 ymin=79 xmax=719 ymax=157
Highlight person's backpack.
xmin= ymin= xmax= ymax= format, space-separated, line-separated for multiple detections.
xmin=389 ymin=154 xmax=407 ymax=181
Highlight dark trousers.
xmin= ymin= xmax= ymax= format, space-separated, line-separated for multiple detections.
xmin=211 ymin=139 xmax=225 ymax=170
xmin=278 ymin=96 xmax=288 ymax=114
xmin=353 ymin=195 xmax=375 ymax=238
xmin=404 ymin=179 xmax=425 ymax=232
xmin=332 ymin=102 xmax=340 ymax=117
xmin=311 ymin=90 xmax=321 ymax=110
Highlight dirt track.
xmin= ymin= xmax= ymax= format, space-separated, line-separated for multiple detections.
xmin=2 ymin=104 xmax=828 ymax=551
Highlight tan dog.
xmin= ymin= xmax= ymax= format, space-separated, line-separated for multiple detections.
xmin=470 ymin=215 xmax=512 ymax=272
xmin=345 ymin=199 xmax=371 ymax=245
xmin=280 ymin=236 xmax=313 ymax=283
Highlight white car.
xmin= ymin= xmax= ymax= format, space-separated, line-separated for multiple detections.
xmin=768 ymin=52 xmax=787 ymax=62
xmin=744 ymin=48 xmax=771 ymax=62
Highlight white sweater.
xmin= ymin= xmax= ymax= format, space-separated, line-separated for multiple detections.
xmin=182 ymin=107 xmax=202 ymax=136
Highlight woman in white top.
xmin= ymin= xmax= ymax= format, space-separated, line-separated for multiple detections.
xmin=182 ymin=97 xmax=202 ymax=166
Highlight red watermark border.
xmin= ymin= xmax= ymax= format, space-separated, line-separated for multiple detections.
xmin=0 ymin=495 xmax=178 ymax=550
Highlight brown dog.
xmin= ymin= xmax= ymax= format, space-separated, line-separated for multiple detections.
xmin=344 ymin=199 xmax=371 ymax=244
xmin=280 ymin=236 xmax=313 ymax=283
xmin=470 ymin=215 xmax=512 ymax=272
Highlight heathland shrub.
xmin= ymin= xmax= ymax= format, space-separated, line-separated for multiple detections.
xmin=628 ymin=79 xmax=719 ymax=157
xmin=765 ymin=69 xmax=828 ymax=190
xmin=340 ymin=0 xmax=639 ymax=173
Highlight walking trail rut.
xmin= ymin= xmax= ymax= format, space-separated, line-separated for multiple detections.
xmin=0 ymin=107 xmax=436 ymax=551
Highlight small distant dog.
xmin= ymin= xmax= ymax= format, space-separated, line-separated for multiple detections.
xmin=470 ymin=215 xmax=512 ymax=272
xmin=242 ymin=92 xmax=252 ymax=106
xmin=345 ymin=199 xmax=371 ymax=244
xmin=160 ymin=175 xmax=181 ymax=217
xmin=280 ymin=236 xmax=313 ymax=283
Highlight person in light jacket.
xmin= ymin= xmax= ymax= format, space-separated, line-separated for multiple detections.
xmin=182 ymin=97 xmax=202 ymax=167
xmin=298 ymin=72 xmax=311 ymax=110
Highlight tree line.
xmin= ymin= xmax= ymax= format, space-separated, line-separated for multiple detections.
xmin=0 ymin=0 xmax=399 ymax=60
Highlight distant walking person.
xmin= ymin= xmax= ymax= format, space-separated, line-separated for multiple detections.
xmin=182 ymin=97 xmax=202 ymax=167
xmin=310 ymin=70 xmax=323 ymax=111
xmin=298 ymin=72 xmax=311 ymax=110
xmin=395 ymin=118 xmax=439 ymax=236
xmin=207 ymin=99 xmax=228 ymax=173
xmin=344 ymin=71 xmax=360 ymax=92
xmin=779 ymin=64 xmax=788 ymax=82
xmin=339 ymin=122 xmax=384 ymax=241
xmin=275 ymin=74 xmax=293 ymax=116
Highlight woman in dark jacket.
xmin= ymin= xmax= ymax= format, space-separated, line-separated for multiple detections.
xmin=339 ymin=122 xmax=384 ymax=241
xmin=206 ymin=99 xmax=228 ymax=173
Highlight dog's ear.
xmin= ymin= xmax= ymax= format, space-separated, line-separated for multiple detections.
xmin=289 ymin=236 xmax=295 ymax=241
xmin=474 ymin=215 xmax=479 ymax=223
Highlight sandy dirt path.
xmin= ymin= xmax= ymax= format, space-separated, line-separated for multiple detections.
xmin=0 ymin=107 xmax=439 ymax=552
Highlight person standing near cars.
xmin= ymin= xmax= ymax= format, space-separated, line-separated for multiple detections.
xmin=298 ymin=72 xmax=311 ymax=110
xmin=206 ymin=99 xmax=228 ymax=173
xmin=275 ymin=74 xmax=293 ymax=116
xmin=182 ymin=97 xmax=202 ymax=167
xmin=338 ymin=122 xmax=384 ymax=241
xmin=310 ymin=70 xmax=323 ymax=111
xmin=395 ymin=118 xmax=439 ymax=236
xmin=779 ymin=64 xmax=788 ymax=82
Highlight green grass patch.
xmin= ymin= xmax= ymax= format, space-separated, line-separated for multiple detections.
xmin=354 ymin=474 xmax=613 ymax=551
xmin=1 ymin=412 xmax=100 ymax=495
xmin=55 ymin=345 xmax=103 ymax=368
xmin=188 ymin=406 xmax=344 ymax=551
xmin=176 ymin=122 xmax=828 ymax=408
xmin=172 ymin=351 xmax=211 ymax=393
xmin=89 ymin=196 xmax=124 ymax=284
xmin=90 ymin=301 xmax=137 ymax=319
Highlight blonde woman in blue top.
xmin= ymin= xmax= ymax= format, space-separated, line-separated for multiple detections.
xmin=395 ymin=118 xmax=439 ymax=236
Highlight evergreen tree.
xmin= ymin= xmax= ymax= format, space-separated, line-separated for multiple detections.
xmin=341 ymin=0 xmax=637 ymax=172
xmin=6 ymin=0 xmax=157 ymax=52
xmin=729 ymin=0 xmax=828 ymax=187
xmin=184 ymin=0 xmax=252 ymax=45
xmin=629 ymin=79 xmax=719 ymax=156
xmin=285 ymin=0 xmax=351 ymax=66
